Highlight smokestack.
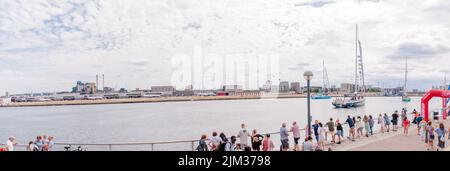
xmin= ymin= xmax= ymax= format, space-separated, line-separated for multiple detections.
xmin=102 ymin=74 xmax=105 ymax=91
xmin=96 ymin=75 xmax=99 ymax=91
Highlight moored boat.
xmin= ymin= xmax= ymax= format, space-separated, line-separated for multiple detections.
xmin=312 ymin=93 xmax=331 ymax=99
xmin=332 ymin=24 xmax=366 ymax=108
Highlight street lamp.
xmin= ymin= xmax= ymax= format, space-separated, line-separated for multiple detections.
xmin=304 ymin=71 xmax=314 ymax=137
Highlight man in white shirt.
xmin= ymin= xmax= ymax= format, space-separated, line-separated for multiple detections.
xmin=208 ymin=132 xmax=222 ymax=151
xmin=237 ymin=123 xmax=250 ymax=148
xmin=6 ymin=136 xmax=17 ymax=151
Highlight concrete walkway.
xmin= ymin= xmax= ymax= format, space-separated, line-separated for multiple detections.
xmin=333 ymin=119 xmax=450 ymax=151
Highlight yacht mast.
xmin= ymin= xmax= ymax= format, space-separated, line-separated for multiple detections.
xmin=404 ymin=56 xmax=408 ymax=95
xmin=355 ymin=24 xmax=358 ymax=93
xmin=323 ymin=60 xmax=330 ymax=94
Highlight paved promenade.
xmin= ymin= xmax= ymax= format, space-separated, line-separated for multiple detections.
xmin=330 ymin=119 xmax=450 ymax=151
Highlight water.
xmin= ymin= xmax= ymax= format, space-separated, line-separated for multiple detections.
xmin=0 ymin=97 xmax=443 ymax=151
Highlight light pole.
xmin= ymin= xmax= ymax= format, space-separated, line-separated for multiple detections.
xmin=304 ymin=71 xmax=314 ymax=137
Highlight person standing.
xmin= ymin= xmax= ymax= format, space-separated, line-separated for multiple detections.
xmin=317 ymin=123 xmax=326 ymax=150
xmin=26 ymin=141 xmax=35 ymax=151
xmin=426 ymin=122 xmax=435 ymax=151
xmin=290 ymin=122 xmax=301 ymax=151
xmin=5 ymin=136 xmax=18 ymax=151
xmin=237 ymin=123 xmax=250 ymax=148
xmin=335 ymin=120 xmax=343 ymax=144
xmin=312 ymin=120 xmax=320 ymax=143
xmin=384 ymin=113 xmax=391 ymax=132
xmin=401 ymin=108 xmax=407 ymax=124
xmin=251 ymin=129 xmax=263 ymax=151
xmin=346 ymin=115 xmax=356 ymax=141
xmin=378 ymin=114 xmax=385 ymax=133
xmin=208 ymin=132 xmax=222 ymax=151
xmin=230 ymin=136 xmax=237 ymax=151
xmin=280 ymin=123 xmax=290 ymax=151
xmin=416 ymin=115 xmax=423 ymax=135
xmin=419 ymin=119 xmax=427 ymax=141
xmin=392 ymin=111 xmax=399 ymax=131
xmin=368 ymin=115 xmax=375 ymax=136
xmin=46 ymin=136 xmax=55 ymax=151
xmin=363 ymin=115 xmax=370 ymax=137
xmin=403 ymin=117 xmax=410 ymax=135
xmin=412 ymin=109 xmax=419 ymax=124
xmin=325 ymin=118 xmax=335 ymax=143
xmin=436 ymin=123 xmax=448 ymax=151
xmin=262 ymin=134 xmax=275 ymax=151
xmin=219 ymin=133 xmax=233 ymax=151
xmin=34 ymin=136 xmax=44 ymax=151
xmin=356 ymin=116 xmax=364 ymax=138
xmin=196 ymin=134 xmax=209 ymax=151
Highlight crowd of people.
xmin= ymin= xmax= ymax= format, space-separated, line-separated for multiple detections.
xmin=197 ymin=108 xmax=450 ymax=151
xmin=1 ymin=135 xmax=55 ymax=151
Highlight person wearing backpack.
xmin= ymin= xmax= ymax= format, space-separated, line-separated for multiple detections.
xmin=251 ymin=129 xmax=264 ymax=151
xmin=218 ymin=133 xmax=233 ymax=151
xmin=196 ymin=134 xmax=209 ymax=151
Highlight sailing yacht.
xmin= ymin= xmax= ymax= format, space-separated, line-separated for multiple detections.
xmin=332 ymin=24 xmax=366 ymax=108
xmin=402 ymin=56 xmax=411 ymax=102
xmin=312 ymin=60 xmax=332 ymax=99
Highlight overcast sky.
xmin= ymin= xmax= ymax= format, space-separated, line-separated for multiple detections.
xmin=1 ymin=0 xmax=449 ymax=94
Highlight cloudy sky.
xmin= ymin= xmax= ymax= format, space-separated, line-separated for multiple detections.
xmin=0 ymin=0 xmax=449 ymax=94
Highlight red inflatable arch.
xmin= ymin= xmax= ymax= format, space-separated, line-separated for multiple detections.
xmin=421 ymin=89 xmax=450 ymax=122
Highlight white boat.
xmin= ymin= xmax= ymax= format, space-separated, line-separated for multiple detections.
xmin=333 ymin=24 xmax=366 ymax=108
xmin=312 ymin=60 xmax=332 ymax=100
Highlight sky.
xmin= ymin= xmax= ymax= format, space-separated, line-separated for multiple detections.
xmin=0 ymin=0 xmax=450 ymax=94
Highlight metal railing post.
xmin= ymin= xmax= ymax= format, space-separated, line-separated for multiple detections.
xmin=109 ymin=144 xmax=112 ymax=151
xmin=151 ymin=144 xmax=154 ymax=151
xmin=191 ymin=141 xmax=194 ymax=151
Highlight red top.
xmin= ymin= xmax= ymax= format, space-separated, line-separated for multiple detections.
xmin=262 ymin=139 xmax=270 ymax=151
xmin=403 ymin=120 xmax=410 ymax=126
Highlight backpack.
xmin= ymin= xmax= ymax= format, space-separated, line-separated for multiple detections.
xmin=196 ymin=140 xmax=208 ymax=151
xmin=218 ymin=141 xmax=231 ymax=151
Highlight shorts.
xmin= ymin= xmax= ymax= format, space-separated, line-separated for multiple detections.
xmin=429 ymin=135 xmax=435 ymax=141
xmin=392 ymin=120 xmax=398 ymax=125
xmin=336 ymin=130 xmax=343 ymax=136
xmin=281 ymin=139 xmax=289 ymax=149
xmin=328 ymin=130 xmax=335 ymax=135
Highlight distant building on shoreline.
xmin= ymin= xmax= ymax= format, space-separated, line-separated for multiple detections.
xmin=151 ymin=86 xmax=175 ymax=96
xmin=279 ymin=81 xmax=290 ymax=93
xmin=290 ymin=82 xmax=301 ymax=93
xmin=103 ymin=87 xmax=115 ymax=93
xmin=340 ymin=83 xmax=355 ymax=93
xmin=223 ymin=85 xmax=243 ymax=93
xmin=72 ymin=81 xmax=97 ymax=94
